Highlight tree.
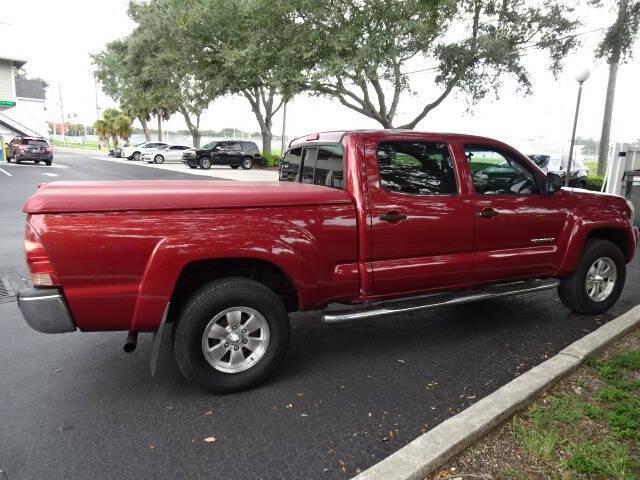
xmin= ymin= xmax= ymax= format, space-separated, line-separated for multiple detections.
xmin=183 ymin=0 xmax=309 ymax=154
xmin=593 ymin=0 xmax=640 ymax=175
xmin=123 ymin=0 xmax=224 ymax=149
xmin=93 ymin=109 xmax=132 ymax=148
xmin=296 ymin=0 xmax=579 ymax=129
xmin=93 ymin=40 xmax=154 ymax=142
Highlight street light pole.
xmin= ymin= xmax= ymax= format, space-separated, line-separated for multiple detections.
xmin=565 ymin=68 xmax=590 ymax=187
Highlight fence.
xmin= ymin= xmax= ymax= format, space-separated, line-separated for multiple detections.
xmin=603 ymin=143 xmax=640 ymax=196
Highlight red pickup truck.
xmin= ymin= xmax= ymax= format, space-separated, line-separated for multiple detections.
xmin=18 ymin=130 xmax=638 ymax=392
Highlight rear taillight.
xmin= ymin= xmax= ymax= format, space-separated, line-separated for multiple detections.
xmin=46 ymin=145 xmax=53 ymax=152
xmin=24 ymin=222 xmax=60 ymax=287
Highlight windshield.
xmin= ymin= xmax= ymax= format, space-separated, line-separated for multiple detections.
xmin=135 ymin=141 xmax=148 ymax=147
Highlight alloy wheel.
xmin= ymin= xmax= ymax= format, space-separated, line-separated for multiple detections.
xmin=201 ymin=307 xmax=270 ymax=373
xmin=585 ymin=257 xmax=617 ymax=302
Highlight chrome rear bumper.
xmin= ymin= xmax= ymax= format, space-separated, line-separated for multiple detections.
xmin=17 ymin=287 xmax=76 ymax=333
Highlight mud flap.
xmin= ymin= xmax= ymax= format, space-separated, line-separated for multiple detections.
xmin=150 ymin=302 xmax=170 ymax=377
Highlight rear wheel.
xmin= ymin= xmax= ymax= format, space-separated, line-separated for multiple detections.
xmin=154 ymin=155 xmax=164 ymax=164
xmin=174 ymin=278 xmax=290 ymax=393
xmin=241 ymin=157 xmax=254 ymax=170
xmin=558 ymin=239 xmax=625 ymax=315
xmin=45 ymin=160 xmax=52 ymax=166
xmin=576 ymin=179 xmax=587 ymax=189
xmin=199 ymin=157 xmax=212 ymax=169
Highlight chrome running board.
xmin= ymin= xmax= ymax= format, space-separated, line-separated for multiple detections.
xmin=321 ymin=279 xmax=560 ymax=324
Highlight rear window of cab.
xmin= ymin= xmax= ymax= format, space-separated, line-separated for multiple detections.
xmin=279 ymin=144 xmax=344 ymax=189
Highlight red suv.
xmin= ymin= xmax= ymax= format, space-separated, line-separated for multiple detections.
xmin=7 ymin=136 xmax=53 ymax=166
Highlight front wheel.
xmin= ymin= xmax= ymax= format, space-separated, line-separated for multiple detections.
xmin=132 ymin=152 xmax=141 ymax=161
xmin=558 ymin=239 xmax=626 ymax=315
xmin=174 ymin=278 xmax=290 ymax=393
xmin=199 ymin=157 xmax=212 ymax=169
xmin=154 ymin=155 xmax=164 ymax=164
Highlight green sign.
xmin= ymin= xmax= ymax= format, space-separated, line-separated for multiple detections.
xmin=0 ymin=100 xmax=16 ymax=106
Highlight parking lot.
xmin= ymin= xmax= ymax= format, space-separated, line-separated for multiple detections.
xmin=0 ymin=150 xmax=638 ymax=480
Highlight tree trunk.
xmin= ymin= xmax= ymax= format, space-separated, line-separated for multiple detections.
xmin=261 ymin=129 xmax=272 ymax=155
xmin=157 ymin=115 xmax=163 ymax=142
xmin=192 ymin=131 xmax=201 ymax=149
xmin=139 ymin=116 xmax=151 ymax=141
xmin=597 ymin=60 xmax=619 ymax=176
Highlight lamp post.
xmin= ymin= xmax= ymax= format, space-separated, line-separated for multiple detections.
xmin=565 ymin=67 xmax=591 ymax=187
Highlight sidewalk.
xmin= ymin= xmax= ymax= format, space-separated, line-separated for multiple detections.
xmin=90 ymin=156 xmax=280 ymax=181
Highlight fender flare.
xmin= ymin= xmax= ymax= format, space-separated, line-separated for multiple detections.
xmin=129 ymin=235 xmax=322 ymax=332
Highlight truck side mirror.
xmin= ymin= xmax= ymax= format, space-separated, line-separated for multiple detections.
xmin=546 ymin=172 xmax=562 ymax=195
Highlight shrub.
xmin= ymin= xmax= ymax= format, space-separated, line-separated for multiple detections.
xmin=586 ymin=176 xmax=604 ymax=191
xmin=260 ymin=153 xmax=280 ymax=169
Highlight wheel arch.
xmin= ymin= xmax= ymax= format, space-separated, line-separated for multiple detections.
xmin=170 ymin=258 xmax=299 ymax=318
xmin=558 ymin=224 xmax=636 ymax=276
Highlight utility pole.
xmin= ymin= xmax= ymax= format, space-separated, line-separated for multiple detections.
xmin=597 ymin=0 xmax=628 ymax=176
xmin=93 ymin=71 xmax=101 ymax=120
xmin=58 ymin=84 xmax=66 ymax=146
xmin=280 ymin=101 xmax=288 ymax=154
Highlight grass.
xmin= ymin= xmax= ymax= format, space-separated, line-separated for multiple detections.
xmin=51 ymin=139 xmax=101 ymax=150
xmin=430 ymin=330 xmax=640 ymax=480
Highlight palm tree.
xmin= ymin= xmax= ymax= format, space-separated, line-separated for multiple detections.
xmin=93 ymin=109 xmax=133 ymax=148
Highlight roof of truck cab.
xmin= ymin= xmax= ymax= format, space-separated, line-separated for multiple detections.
xmin=288 ymin=130 xmax=516 ymax=149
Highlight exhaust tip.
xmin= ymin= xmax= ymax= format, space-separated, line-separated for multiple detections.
xmin=123 ymin=331 xmax=138 ymax=353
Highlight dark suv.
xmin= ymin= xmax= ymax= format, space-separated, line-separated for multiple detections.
xmin=183 ymin=141 xmax=261 ymax=170
xmin=7 ymin=137 xmax=53 ymax=165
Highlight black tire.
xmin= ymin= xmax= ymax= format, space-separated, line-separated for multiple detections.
xmin=576 ymin=180 xmax=587 ymax=189
xmin=5 ymin=156 xmax=10 ymax=162
xmin=132 ymin=151 xmax=141 ymax=161
xmin=199 ymin=157 xmax=212 ymax=169
xmin=558 ymin=239 xmax=626 ymax=315
xmin=174 ymin=278 xmax=290 ymax=393
xmin=45 ymin=160 xmax=52 ymax=166
xmin=188 ymin=165 xmax=198 ymax=169
xmin=231 ymin=165 xmax=240 ymax=170
xmin=34 ymin=160 xmax=40 ymax=165
xmin=154 ymin=155 xmax=164 ymax=164
xmin=241 ymin=157 xmax=254 ymax=170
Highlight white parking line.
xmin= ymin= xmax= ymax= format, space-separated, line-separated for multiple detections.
xmin=0 ymin=167 xmax=11 ymax=176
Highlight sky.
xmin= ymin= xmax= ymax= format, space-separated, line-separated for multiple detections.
xmin=2 ymin=0 xmax=639 ymax=153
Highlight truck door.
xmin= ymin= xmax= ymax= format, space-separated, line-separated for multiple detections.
xmin=464 ymin=143 xmax=567 ymax=282
xmin=366 ymin=137 xmax=475 ymax=297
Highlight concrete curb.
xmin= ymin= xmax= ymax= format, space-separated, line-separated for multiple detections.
xmin=353 ymin=304 xmax=640 ymax=480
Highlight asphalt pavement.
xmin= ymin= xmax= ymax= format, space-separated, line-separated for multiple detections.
xmin=0 ymin=151 xmax=638 ymax=480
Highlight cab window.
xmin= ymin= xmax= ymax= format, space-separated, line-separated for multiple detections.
xmin=466 ymin=146 xmax=539 ymax=195
xmin=377 ymin=141 xmax=457 ymax=195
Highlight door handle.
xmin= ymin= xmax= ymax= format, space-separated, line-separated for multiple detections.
xmin=380 ymin=212 xmax=407 ymax=223
xmin=478 ymin=208 xmax=499 ymax=219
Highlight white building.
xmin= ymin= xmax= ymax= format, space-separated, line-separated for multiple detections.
xmin=0 ymin=55 xmax=48 ymax=139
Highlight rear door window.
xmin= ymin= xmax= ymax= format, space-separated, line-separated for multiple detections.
xmin=377 ymin=141 xmax=457 ymax=195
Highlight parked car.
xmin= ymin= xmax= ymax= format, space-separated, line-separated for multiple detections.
xmin=6 ymin=136 xmax=53 ymax=165
xmin=18 ymin=130 xmax=638 ymax=393
xmin=528 ymin=154 xmax=589 ymax=188
xmin=121 ymin=141 xmax=168 ymax=161
xmin=142 ymin=144 xmax=193 ymax=164
xmin=182 ymin=140 xmax=261 ymax=170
